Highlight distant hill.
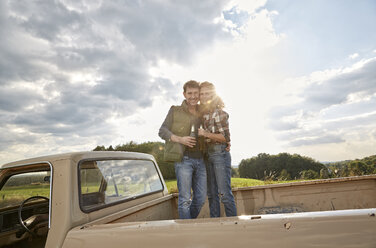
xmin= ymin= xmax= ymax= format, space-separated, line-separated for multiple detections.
xmin=324 ymin=154 xmax=376 ymax=177
xmin=324 ymin=154 xmax=376 ymax=167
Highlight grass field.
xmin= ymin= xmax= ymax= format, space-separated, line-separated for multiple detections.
xmin=165 ymin=177 xmax=303 ymax=193
xmin=0 ymin=184 xmax=50 ymax=208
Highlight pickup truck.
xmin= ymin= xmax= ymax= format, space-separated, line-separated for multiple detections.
xmin=0 ymin=151 xmax=375 ymax=248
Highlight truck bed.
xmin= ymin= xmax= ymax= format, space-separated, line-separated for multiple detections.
xmin=84 ymin=175 xmax=376 ymax=225
xmin=62 ymin=175 xmax=376 ymax=248
xmin=63 ymin=208 xmax=376 ymax=248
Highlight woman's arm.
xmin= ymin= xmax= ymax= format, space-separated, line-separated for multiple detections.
xmin=198 ymin=128 xmax=226 ymax=143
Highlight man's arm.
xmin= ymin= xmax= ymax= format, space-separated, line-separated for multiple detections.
xmin=158 ymin=107 xmax=174 ymax=141
xmin=159 ymin=107 xmax=196 ymax=148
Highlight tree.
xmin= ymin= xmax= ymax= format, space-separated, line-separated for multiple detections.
xmin=239 ymin=153 xmax=325 ymax=180
xmin=320 ymin=168 xmax=329 ymax=179
xmin=93 ymin=145 xmax=106 ymax=151
xmin=348 ymin=161 xmax=367 ymax=176
xmin=278 ymin=169 xmax=291 ymax=181
xmin=300 ymin=170 xmax=319 ymax=180
xmin=231 ymin=167 xmax=239 ymax=177
xmin=324 ymin=155 xmax=376 ymax=177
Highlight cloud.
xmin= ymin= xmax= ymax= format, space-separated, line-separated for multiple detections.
xmin=289 ymin=135 xmax=345 ymax=147
xmin=269 ymin=56 xmax=376 ymax=147
xmin=267 ymin=119 xmax=298 ymax=131
xmin=0 ymin=127 xmax=38 ymax=150
xmin=0 ymin=0 xmax=234 ymax=157
xmin=349 ymin=53 xmax=359 ymax=59
xmin=0 ymin=85 xmax=44 ymax=112
xmin=302 ymin=58 xmax=376 ymax=109
xmin=1 ymin=0 xmax=259 ymax=165
xmin=2 ymin=0 xmax=374 ymax=165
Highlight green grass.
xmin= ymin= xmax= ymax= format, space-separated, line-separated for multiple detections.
xmin=165 ymin=178 xmax=305 ymax=193
xmin=230 ymin=178 xmax=265 ymax=188
xmin=165 ymin=180 xmax=179 ymax=193
xmin=1 ymin=184 xmax=50 ymax=197
xmin=0 ymin=184 xmax=50 ymax=208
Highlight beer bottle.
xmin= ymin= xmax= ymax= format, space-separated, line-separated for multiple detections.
xmin=198 ymin=124 xmax=204 ymax=149
xmin=190 ymin=124 xmax=195 ymax=138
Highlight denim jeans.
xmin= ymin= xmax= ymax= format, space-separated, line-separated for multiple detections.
xmin=206 ymin=143 xmax=237 ymax=217
xmin=174 ymin=156 xmax=207 ymax=219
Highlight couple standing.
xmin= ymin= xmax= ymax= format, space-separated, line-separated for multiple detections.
xmin=159 ymin=80 xmax=237 ymax=219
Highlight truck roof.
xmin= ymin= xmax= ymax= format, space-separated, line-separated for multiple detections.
xmin=0 ymin=151 xmax=155 ymax=169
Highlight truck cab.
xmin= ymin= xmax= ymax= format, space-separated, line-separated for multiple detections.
xmin=0 ymin=151 xmax=168 ymax=248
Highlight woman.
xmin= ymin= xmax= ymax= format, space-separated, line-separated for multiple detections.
xmin=198 ymin=81 xmax=237 ymax=217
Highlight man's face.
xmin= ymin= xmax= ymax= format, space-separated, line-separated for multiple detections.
xmin=183 ymin=87 xmax=200 ymax=107
xmin=199 ymin=86 xmax=215 ymax=105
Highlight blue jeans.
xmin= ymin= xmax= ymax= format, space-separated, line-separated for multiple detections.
xmin=206 ymin=144 xmax=237 ymax=217
xmin=174 ymin=156 xmax=207 ymax=219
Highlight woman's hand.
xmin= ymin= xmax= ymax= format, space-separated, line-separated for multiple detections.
xmin=226 ymin=142 xmax=231 ymax=152
xmin=198 ymin=128 xmax=207 ymax=137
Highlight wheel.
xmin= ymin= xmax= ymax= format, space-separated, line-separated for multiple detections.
xmin=18 ymin=196 xmax=49 ymax=237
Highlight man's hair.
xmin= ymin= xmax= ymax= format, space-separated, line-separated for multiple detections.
xmin=183 ymin=80 xmax=200 ymax=92
xmin=199 ymin=81 xmax=225 ymax=110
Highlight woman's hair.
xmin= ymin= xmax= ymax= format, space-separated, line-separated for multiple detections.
xmin=199 ymin=81 xmax=225 ymax=110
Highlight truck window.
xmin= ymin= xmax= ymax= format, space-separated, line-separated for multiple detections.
xmin=78 ymin=159 xmax=163 ymax=212
xmin=0 ymin=168 xmax=50 ymax=248
xmin=0 ymin=171 xmax=50 ymax=209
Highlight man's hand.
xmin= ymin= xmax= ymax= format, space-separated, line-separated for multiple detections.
xmin=171 ymin=135 xmax=196 ymax=148
xmin=180 ymin=136 xmax=196 ymax=148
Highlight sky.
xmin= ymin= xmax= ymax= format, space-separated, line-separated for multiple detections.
xmin=1 ymin=0 xmax=376 ymax=165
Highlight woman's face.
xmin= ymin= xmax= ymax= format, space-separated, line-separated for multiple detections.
xmin=200 ymin=86 xmax=215 ymax=104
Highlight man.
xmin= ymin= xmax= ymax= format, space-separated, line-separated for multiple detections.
xmin=159 ymin=80 xmax=206 ymax=219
